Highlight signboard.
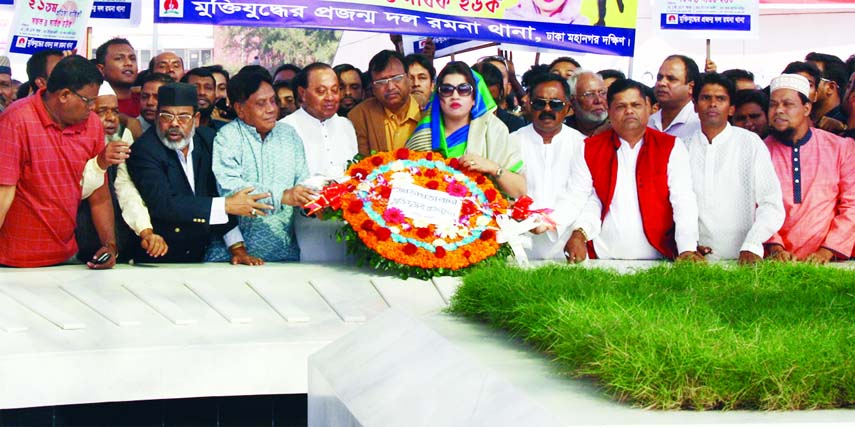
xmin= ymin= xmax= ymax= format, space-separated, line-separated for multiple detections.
xmin=387 ymin=185 xmax=462 ymax=225
xmin=90 ymin=0 xmax=141 ymax=25
xmin=155 ymin=0 xmax=639 ymax=57
xmin=656 ymin=0 xmax=759 ymax=39
xmin=7 ymin=0 xmax=94 ymax=54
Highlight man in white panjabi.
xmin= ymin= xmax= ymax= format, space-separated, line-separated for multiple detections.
xmin=512 ymin=74 xmax=588 ymax=260
xmin=686 ymin=73 xmax=784 ymax=264
xmin=563 ymin=79 xmax=702 ymax=263
xmin=281 ymin=63 xmax=358 ymax=262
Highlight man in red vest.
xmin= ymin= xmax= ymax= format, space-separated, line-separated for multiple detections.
xmin=563 ymin=79 xmax=702 ymax=262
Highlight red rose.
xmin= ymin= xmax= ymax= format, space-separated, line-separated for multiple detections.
xmin=347 ymin=199 xmax=364 ymax=213
xmin=426 ymin=181 xmax=439 ymax=190
xmin=416 ymin=228 xmax=431 ymax=239
xmin=375 ymin=227 xmax=392 ymax=241
xmin=435 ymin=246 xmax=446 ymax=258
xmin=461 ymin=200 xmax=477 ymax=216
xmin=476 ymin=175 xmax=486 ymax=184
xmin=424 ymin=169 xmax=437 ymax=178
xmin=379 ymin=186 xmax=392 ymax=199
xmin=449 ymin=158 xmax=461 ymax=169
xmin=426 ymin=152 xmax=434 ymax=161
xmin=463 ymin=250 xmax=471 ymax=258
xmin=480 ymin=229 xmax=496 ymax=241
xmin=395 ymin=148 xmax=410 ymax=160
xmin=403 ymin=243 xmax=418 ymax=255
xmin=360 ymin=220 xmax=374 ymax=232
xmin=351 ymin=168 xmax=369 ymax=180
xmin=371 ymin=156 xmax=384 ymax=166
xmin=484 ymin=189 xmax=497 ymax=202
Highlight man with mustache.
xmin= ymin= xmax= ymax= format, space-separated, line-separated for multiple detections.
xmin=333 ymin=63 xmax=364 ymax=116
xmin=95 ymin=38 xmax=140 ymax=117
xmin=182 ymin=67 xmax=227 ymax=130
xmin=282 ymin=63 xmax=357 ymax=262
xmin=348 ymin=50 xmax=423 ymax=156
xmin=0 ymin=56 xmax=117 ymax=268
xmin=685 ymin=73 xmax=784 ymax=264
xmin=404 ymin=54 xmax=434 ymax=110
xmin=563 ymin=79 xmax=701 ymax=263
xmin=566 ymin=70 xmax=610 ymax=136
xmin=137 ymin=72 xmax=174 ymax=134
xmin=649 ymin=55 xmax=701 ymax=141
xmin=77 ymin=82 xmax=169 ymax=262
xmin=127 ymin=83 xmax=271 ymax=264
xmin=511 ymin=73 xmax=588 ymax=260
xmin=763 ymin=74 xmax=855 ymax=263
xmin=149 ymin=51 xmax=185 ymax=82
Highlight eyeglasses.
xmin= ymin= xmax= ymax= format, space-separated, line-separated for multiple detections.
xmin=158 ymin=112 xmax=194 ymax=124
xmin=437 ymin=83 xmax=474 ymax=98
xmin=578 ymin=89 xmax=607 ymax=101
xmin=372 ymin=73 xmax=406 ymax=87
xmin=71 ymin=90 xmax=95 ymax=106
xmin=530 ymin=98 xmax=566 ymax=111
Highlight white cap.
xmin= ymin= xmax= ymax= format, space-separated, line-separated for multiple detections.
xmin=770 ymin=74 xmax=810 ymax=99
xmin=98 ymin=81 xmax=116 ymax=97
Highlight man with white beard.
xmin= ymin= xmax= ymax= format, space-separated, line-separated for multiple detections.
xmin=127 ymin=83 xmax=271 ymax=264
xmin=566 ymin=70 xmax=610 ymax=137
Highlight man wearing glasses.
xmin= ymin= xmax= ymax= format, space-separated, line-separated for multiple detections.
xmin=566 ymin=70 xmax=610 ymax=137
xmin=348 ymin=50 xmax=423 ymax=156
xmin=510 ymin=73 xmax=587 ymax=260
xmin=0 ymin=56 xmax=118 ymax=268
xmin=127 ymin=83 xmax=270 ymax=264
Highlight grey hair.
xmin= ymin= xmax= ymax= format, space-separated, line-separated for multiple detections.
xmin=567 ymin=69 xmax=597 ymax=97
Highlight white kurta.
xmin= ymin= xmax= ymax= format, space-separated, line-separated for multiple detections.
xmin=573 ymin=135 xmax=699 ymax=260
xmin=513 ymin=124 xmax=586 ymax=260
xmin=649 ymin=101 xmax=701 ymax=142
xmin=282 ymin=107 xmax=358 ymax=262
xmin=687 ymin=124 xmax=785 ymax=259
xmin=282 ymin=108 xmax=358 ymax=179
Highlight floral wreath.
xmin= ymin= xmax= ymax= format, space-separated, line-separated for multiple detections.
xmin=308 ymin=148 xmax=513 ymax=279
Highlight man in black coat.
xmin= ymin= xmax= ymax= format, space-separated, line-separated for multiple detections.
xmin=127 ymin=82 xmax=271 ymax=264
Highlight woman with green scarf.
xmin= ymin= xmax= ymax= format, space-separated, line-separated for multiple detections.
xmin=406 ymin=61 xmax=526 ymax=198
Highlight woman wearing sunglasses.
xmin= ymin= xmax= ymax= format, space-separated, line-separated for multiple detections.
xmin=406 ymin=62 xmax=526 ymax=198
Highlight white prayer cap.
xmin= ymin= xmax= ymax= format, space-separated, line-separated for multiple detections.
xmin=770 ymin=74 xmax=810 ymax=99
xmin=98 ymin=81 xmax=116 ymax=98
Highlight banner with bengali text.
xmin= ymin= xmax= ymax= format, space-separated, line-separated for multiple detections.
xmin=655 ymin=0 xmax=759 ymax=39
xmin=155 ymin=0 xmax=638 ymax=57
xmin=7 ymin=0 xmax=94 ymax=54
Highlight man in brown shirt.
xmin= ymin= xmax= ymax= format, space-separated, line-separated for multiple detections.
xmin=348 ymin=50 xmax=423 ymax=155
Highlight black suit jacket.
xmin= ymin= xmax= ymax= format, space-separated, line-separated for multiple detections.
xmin=127 ymin=126 xmax=234 ymax=262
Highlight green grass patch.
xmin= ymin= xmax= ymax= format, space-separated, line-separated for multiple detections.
xmin=448 ymin=262 xmax=855 ymax=410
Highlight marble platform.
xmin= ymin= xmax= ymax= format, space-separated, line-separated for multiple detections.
xmin=0 ymin=262 xmax=454 ymax=409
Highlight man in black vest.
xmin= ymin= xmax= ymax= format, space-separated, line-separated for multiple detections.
xmin=127 ymin=82 xmax=271 ymax=264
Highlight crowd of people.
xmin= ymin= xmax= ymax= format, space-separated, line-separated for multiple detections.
xmin=1 ymin=36 xmax=854 ymax=269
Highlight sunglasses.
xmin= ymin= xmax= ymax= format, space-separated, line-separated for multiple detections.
xmin=437 ymin=83 xmax=474 ymax=98
xmin=530 ymin=98 xmax=567 ymax=111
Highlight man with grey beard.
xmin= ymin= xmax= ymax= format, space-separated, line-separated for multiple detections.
xmin=565 ymin=70 xmax=610 ymax=136
xmin=127 ymin=83 xmax=271 ymax=264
